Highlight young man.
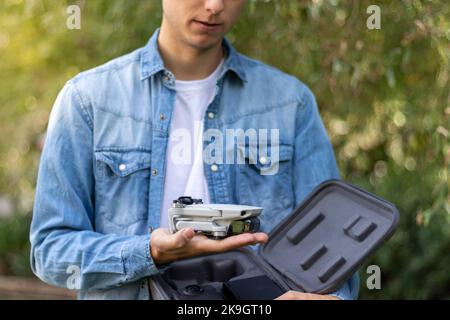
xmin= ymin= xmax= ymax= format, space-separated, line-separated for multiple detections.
xmin=30 ymin=0 xmax=359 ymax=300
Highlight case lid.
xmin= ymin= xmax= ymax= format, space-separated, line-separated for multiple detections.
xmin=260 ymin=179 xmax=399 ymax=293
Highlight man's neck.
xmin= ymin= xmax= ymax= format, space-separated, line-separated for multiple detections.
xmin=157 ymin=25 xmax=224 ymax=81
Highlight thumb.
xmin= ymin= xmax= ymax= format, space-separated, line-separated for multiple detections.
xmin=160 ymin=228 xmax=195 ymax=251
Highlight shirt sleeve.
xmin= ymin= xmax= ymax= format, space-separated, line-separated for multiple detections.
xmin=30 ymin=80 xmax=160 ymax=290
xmin=293 ymin=84 xmax=359 ymax=300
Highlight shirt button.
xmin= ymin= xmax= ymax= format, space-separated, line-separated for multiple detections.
xmin=152 ymin=169 xmax=158 ymax=176
xmin=119 ymin=164 xmax=127 ymax=172
xmin=211 ymin=164 xmax=219 ymax=172
xmin=208 ymin=112 xmax=215 ymax=119
xmin=162 ymin=71 xmax=174 ymax=83
xmin=259 ymin=156 xmax=268 ymax=165
xmin=160 ymin=114 xmax=166 ymax=121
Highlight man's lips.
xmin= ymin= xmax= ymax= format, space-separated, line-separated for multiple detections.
xmin=194 ymin=20 xmax=222 ymax=26
xmin=193 ymin=20 xmax=223 ymax=31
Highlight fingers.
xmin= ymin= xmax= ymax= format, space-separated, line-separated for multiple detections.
xmin=275 ymin=291 xmax=307 ymax=300
xmin=189 ymin=232 xmax=269 ymax=253
xmin=218 ymin=232 xmax=269 ymax=250
xmin=250 ymin=232 xmax=269 ymax=244
xmin=275 ymin=291 xmax=339 ymax=300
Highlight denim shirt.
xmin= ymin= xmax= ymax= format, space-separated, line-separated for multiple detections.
xmin=30 ymin=28 xmax=359 ymax=300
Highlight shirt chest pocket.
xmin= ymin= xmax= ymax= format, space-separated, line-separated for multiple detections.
xmin=94 ymin=149 xmax=152 ymax=227
xmin=236 ymin=143 xmax=295 ymax=229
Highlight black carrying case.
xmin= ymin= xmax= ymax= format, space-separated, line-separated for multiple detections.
xmin=148 ymin=180 xmax=400 ymax=300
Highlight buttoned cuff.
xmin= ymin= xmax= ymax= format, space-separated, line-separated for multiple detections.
xmin=121 ymin=234 xmax=160 ymax=282
xmin=329 ymin=280 xmax=354 ymax=300
xmin=328 ymin=292 xmax=345 ymax=300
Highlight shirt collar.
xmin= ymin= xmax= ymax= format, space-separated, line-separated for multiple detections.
xmin=140 ymin=28 xmax=247 ymax=82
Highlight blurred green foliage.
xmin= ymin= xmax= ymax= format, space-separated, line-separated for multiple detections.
xmin=0 ymin=0 xmax=448 ymax=299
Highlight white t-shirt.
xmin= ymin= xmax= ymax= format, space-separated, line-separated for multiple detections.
xmin=159 ymin=59 xmax=224 ymax=228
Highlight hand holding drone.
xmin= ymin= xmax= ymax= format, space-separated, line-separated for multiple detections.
xmin=150 ymin=197 xmax=266 ymax=264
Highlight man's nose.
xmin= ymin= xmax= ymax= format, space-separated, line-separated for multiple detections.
xmin=205 ymin=0 xmax=225 ymax=15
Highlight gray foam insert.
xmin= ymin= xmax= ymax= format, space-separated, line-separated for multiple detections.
xmin=260 ymin=180 xmax=399 ymax=293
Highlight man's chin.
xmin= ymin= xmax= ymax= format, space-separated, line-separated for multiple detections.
xmin=187 ymin=33 xmax=223 ymax=51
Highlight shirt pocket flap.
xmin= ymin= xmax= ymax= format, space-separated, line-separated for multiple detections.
xmin=95 ymin=149 xmax=152 ymax=177
xmin=237 ymin=143 xmax=293 ymax=170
